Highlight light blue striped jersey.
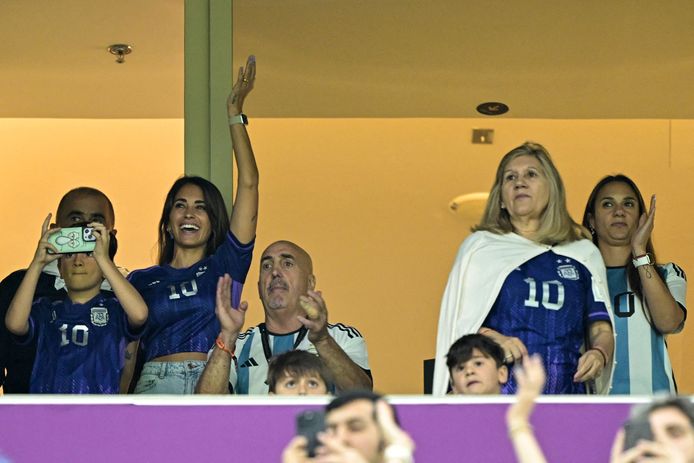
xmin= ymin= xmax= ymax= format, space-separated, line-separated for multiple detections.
xmin=230 ymin=323 xmax=370 ymax=394
xmin=608 ymin=263 xmax=687 ymax=395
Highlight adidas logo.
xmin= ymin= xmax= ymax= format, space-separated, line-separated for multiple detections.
xmin=239 ymin=358 xmax=259 ymax=368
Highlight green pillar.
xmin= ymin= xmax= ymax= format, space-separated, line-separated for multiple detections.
xmin=184 ymin=0 xmax=233 ymax=211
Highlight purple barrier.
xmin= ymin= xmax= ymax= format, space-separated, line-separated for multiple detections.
xmin=0 ymin=397 xmax=639 ymax=462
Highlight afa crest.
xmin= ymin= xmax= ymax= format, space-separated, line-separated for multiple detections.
xmin=90 ymin=307 xmax=109 ymax=327
xmin=557 ymin=264 xmax=579 ymax=280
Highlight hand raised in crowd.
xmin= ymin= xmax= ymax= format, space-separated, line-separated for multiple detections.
xmin=215 ymin=274 xmax=248 ymax=343
xmin=89 ymin=222 xmax=112 ymax=263
xmin=298 ymin=290 xmax=330 ymax=344
xmin=375 ymin=400 xmax=415 ymax=463
xmin=573 ymin=348 xmax=605 ymax=383
xmin=610 ymin=428 xmax=688 ymax=463
xmin=227 ymin=55 xmax=256 ymax=117
xmin=506 ymin=355 xmax=548 ymax=463
xmin=508 ymin=355 xmax=546 ymax=426
xmin=30 ymin=214 xmax=60 ymax=269
xmin=630 ymin=194 xmax=656 ymax=257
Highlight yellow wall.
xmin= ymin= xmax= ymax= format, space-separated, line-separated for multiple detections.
xmin=1 ymin=118 xmax=691 ymax=394
xmin=0 ymin=119 xmax=184 ymax=272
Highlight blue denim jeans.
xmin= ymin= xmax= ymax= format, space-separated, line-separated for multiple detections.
xmin=134 ymin=360 xmax=206 ymax=394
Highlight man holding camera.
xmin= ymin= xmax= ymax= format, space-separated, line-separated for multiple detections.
xmin=611 ymin=397 xmax=694 ymax=463
xmin=283 ymin=391 xmax=415 ymax=463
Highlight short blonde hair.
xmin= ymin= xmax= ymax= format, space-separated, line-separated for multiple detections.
xmin=474 ymin=142 xmax=583 ymax=245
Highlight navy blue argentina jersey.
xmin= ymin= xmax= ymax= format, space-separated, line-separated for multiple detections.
xmin=484 ymin=251 xmax=610 ymax=394
xmin=27 ymin=294 xmax=140 ymax=393
xmin=128 ymin=232 xmax=253 ymax=362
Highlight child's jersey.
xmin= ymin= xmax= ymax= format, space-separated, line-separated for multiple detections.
xmin=27 ymin=293 xmax=140 ymax=393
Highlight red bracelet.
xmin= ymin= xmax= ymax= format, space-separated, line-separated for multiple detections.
xmin=216 ymin=337 xmax=235 ymax=357
xmin=588 ymin=346 xmax=608 ymax=367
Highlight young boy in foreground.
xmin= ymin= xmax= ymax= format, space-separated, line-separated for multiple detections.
xmin=5 ymin=215 xmax=147 ymax=393
xmin=267 ymin=350 xmax=333 ymax=396
xmin=446 ymin=334 xmax=509 ymax=394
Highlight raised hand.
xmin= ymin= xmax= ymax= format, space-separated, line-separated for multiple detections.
xmin=89 ymin=222 xmax=111 ymax=262
xmin=31 ymin=214 xmax=61 ymax=268
xmin=630 ymin=194 xmax=656 ymax=256
xmin=508 ymin=355 xmax=546 ymax=425
xmin=515 ymin=354 xmax=546 ymax=399
xmin=298 ymin=289 xmax=329 ymax=344
xmin=227 ymin=55 xmax=256 ymax=116
xmin=375 ymin=400 xmax=415 ymax=462
xmin=215 ymin=274 xmax=247 ymax=339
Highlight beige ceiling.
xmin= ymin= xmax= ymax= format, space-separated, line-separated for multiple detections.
xmin=2 ymin=0 xmax=694 ymax=119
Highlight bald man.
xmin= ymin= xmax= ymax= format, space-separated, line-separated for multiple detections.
xmin=196 ymin=240 xmax=372 ymax=394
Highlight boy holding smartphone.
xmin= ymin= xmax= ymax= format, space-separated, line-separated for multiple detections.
xmin=4 ymin=215 xmax=147 ymax=393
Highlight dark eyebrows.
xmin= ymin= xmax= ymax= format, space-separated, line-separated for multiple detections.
xmin=598 ymin=195 xmax=637 ymax=201
xmin=260 ymin=253 xmax=296 ymax=263
xmin=173 ymin=198 xmax=207 ymax=207
xmin=66 ymin=210 xmax=105 ymax=220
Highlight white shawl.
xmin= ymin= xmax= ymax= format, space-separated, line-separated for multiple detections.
xmin=433 ymin=231 xmax=615 ymax=395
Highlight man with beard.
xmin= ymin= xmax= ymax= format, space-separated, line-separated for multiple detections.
xmin=196 ymin=240 xmax=371 ymax=394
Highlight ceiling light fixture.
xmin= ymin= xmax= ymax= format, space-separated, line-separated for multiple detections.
xmin=476 ymin=102 xmax=509 ymax=116
xmin=108 ymin=44 xmax=133 ymax=64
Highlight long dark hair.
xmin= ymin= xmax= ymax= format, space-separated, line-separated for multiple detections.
xmin=581 ymin=174 xmax=658 ymax=300
xmin=157 ymin=176 xmax=229 ymax=265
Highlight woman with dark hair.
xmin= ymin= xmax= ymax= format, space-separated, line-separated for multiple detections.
xmin=434 ymin=142 xmax=615 ymax=396
xmin=582 ymin=175 xmax=686 ymax=394
xmin=128 ymin=56 xmax=259 ymax=394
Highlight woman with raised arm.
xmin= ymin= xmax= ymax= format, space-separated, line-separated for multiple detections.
xmin=582 ymin=175 xmax=686 ymax=394
xmin=434 ymin=142 xmax=615 ymax=395
xmin=128 ymin=56 xmax=259 ymax=394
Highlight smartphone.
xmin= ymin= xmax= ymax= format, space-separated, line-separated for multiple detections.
xmin=296 ymin=410 xmax=325 ymax=458
xmin=47 ymin=226 xmax=96 ymax=254
xmin=623 ymin=415 xmax=654 ymax=451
